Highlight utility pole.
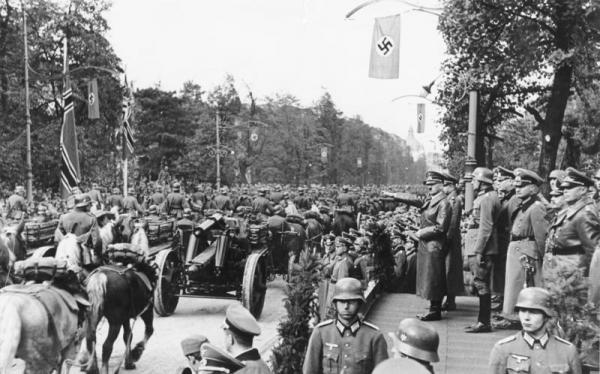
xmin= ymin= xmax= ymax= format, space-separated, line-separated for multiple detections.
xmin=216 ymin=109 xmax=221 ymax=190
xmin=465 ymin=90 xmax=478 ymax=212
xmin=22 ymin=3 xmax=33 ymax=202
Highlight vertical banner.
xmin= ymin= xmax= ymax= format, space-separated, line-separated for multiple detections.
xmin=87 ymin=78 xmax=100 ymax=119
xmin=369 ymin=14 xmax=402 ymax=79
xmin=60 ymin=79 xmax=81 ymax=198
xmin=321 ymin=146 xmax=328 ymax=163
xmin=417 ymin=103 xmax=426 ymax=133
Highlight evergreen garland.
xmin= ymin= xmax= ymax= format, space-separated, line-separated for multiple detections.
xmin=271 ymin=249 xmax=322 ymax=374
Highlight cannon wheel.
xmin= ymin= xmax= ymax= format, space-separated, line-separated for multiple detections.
xmin=242 ymin=252 xmax=267 ymax=318
xmin=154 ymin=249 xmax=182 ymax=316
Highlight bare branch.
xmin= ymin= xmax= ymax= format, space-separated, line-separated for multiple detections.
xmin=525 ymin=105 xmax=546 ymax=129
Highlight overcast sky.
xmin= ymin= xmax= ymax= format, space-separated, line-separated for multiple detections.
xmin=105 ymin=0 xmax=445 ymax=150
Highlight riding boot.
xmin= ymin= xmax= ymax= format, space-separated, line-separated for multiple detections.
xmin=418 ymin=300 xmax=442 ymax=321
xmin=478 ymin=294 xmax=491 ymax=326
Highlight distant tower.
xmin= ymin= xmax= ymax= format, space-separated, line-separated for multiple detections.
xmin=406 ymin=125 xmax=425 ymax=160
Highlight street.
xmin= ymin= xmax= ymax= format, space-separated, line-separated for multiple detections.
xmin=92 ymin=278 xmax=286 ymax=374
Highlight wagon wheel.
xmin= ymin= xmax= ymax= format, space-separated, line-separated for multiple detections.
xmin=153 ymin=249 xmax=182 ymax=316
xmin=242 ymin=252 xmax=267 ymax=318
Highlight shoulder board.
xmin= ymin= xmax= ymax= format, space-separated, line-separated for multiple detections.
xmin=362 ymin=321 xmax=380 ymax=331
xmin=497 ymin=334 xmax=517 ymax=345
xmin=553 ymin=336 xmax=573 ymax=346
xmin=316 ymin=319 xmax=334 ymax=328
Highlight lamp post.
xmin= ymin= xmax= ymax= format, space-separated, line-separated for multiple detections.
xmin=215 ymin=109 xmax=221 ymax=189
xmin=22 ymin=2 xmax=33 ymax=202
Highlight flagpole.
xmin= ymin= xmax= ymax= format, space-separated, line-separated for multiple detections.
xmin=216 ymin=109 xmax=221 ymax=190
xmin=22 ymin=3 xmax=33 ymax=202
xmin=122 ymin=83 xmax=128 ymax=197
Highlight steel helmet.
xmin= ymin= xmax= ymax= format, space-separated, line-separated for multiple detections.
xmin=514 ymin=287 xmax=553 ymax=317
xmin=472 ymin=167 xmax=494 ymax=184
xmin=389 ymin=318 xmax=439 ymax=363
xmin=75 ymin=194 xmax=92 ymax=208
xmin=373 ymin=357 xmax=430 ymax=374
xmin=332 ymin=277 xmax=365 ymax=303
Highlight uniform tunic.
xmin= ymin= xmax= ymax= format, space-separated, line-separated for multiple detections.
xmin=489 ymin=331 xmax=581 ymax=374
xmin=6 ymin=194 xmax=27 ymax=220
xmin=445 ymin=190 xmax=464 ymax=296
xmin=122 ymin=195 xmax=144 ymax=216
xmin=164 ymin=192 xmax=189 ymax=217
xmin=303 ymin=319 xmax=388 ymax=374
xmin=502 ymin=197 xmax=547 ymax=317
xmin=106 ymin=194 xmax=124 ymax=210
xmin=213 ymin=194 xmax=232 ymax=211
xmin=493 ymin=192 xmax=520 ymax=295
xmin=252 ymin=196 xmax=274 ymax=216
xmin=235 ymin=348 xmax=271 ymax=374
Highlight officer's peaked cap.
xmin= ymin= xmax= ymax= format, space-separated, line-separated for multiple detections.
xmin=224 ymin=303 xmax=261 ymax=336
xmin=513 ymin=168 xmax=544 ymax=186
xmin=180 ymin=334 xmax=209 ymax=356
xmin=494 ymin=166 xmax=515 ymax=181
xmin=560 ymin=167 xmax=594 ymax=188
xmin=389 ymin=318 xmax=440 ymax=362
xmin=197 ymin=343 xmax=245 ymax=373
xmin=440 ymin=171 xmax=458 ymax=185
xmin=423 ymin=170 xmax=444 ymax=185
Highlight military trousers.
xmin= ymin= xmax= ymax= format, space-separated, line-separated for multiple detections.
xmin=468 ymin=254 xmax=494 ymax=296
xmin=501 ymin=242 xmax=542 ymax=319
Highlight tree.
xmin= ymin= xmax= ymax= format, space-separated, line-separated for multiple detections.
xmin=438 ymin=0 xmax=600 ymax=176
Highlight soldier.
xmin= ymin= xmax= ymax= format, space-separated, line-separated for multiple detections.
xmin=303 ymin=277 xmax=388 ymax=374
xmin=494 ymin=168 xmax=547 ymax=330
xmin=269 ymin=185 xmax=284 ymax=205
xmin=489 ymin=287 xmax=581 ymax=374
xmin=191 ymin=343 xmax=245 ymax=374
xmin=213 ymin=186 xmax=233 ymax=212
xmin=324 ymin=237 xmax=354 ymax=283
xmin=388 ymin=318 xmax=439 ymax=373
xmin=190 ymin=185 xmax=206 ymax=213
xmin=164 ymin=182 xmax=190 ymax=218
xmin=148 ymin=184 xmax=166 ymax=207
xmin=55 ymin=194 xmax=101 ymax=268
xmin=222 ymin=303 xmax=270 ymax=374
xmin=236 ymin=187 xmax=253 ymax=208
xmin=373 ymin=357 xmax=430 ymax=374
xmin=176 ymin=334 xmax=209 ymax=374
xmin=493 ymin=166 xmax=515 ymax=191
xmin=106 ymin=187 xmax=124 ymax=211
xmin=5 ymin=185 xmax=27 ymax=220
xmin=336 ymin=186 xmax=356 ymax=213
xmin=548 ymin=169 xmax=567 ymax=194
xmin=123 ymin=187 xmax=145 ymax=217
xmin=493 ymin=179 xmax=519 ymax=312
xmin=464 ymin=167 xmax=501 ymax=333
xmin=88 ymin=182 xmax=103 ymax=210
xmin=387 ymin=171 xmax=451 ymax=321
xmin=145 ymin=205 xmax=161 ymax=221
xmin=294 ymin=187 xmax=312 ymax=211
xmin=544 ymin=167 xmax=600 ymax=296
xmin=440 ymin=171 xmax=463 ymax=311
xmin=320 ymin=233 xmax=336 ymax=267
xmin=252 ymin=188 xmax=274 ymax=217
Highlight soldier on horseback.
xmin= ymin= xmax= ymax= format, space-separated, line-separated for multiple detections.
xmin=5 ymin=185 xmax=28 ymax=221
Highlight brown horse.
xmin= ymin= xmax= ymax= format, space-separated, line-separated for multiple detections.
xmin=0 ymin=285 xmax=82 ymax=373
xmin=80 ymin=224 xmax=155 ymax=374
xmin=0 ymin=238 xmax=14 ymax=288
xmin=0 ymin=220 xmax=26 ymax=263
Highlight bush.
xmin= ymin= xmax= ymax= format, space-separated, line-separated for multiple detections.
xmin=270 ymin=249 xmax=322 ymax=374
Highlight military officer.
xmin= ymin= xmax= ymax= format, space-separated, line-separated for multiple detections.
xmin=194 ymin=343 xmax=245 ymax=374
xmin=544 ymin=167 xmax=600 ymax=294
xmin=441 ymin=171 xmax=463 ymax=311
xmin=55 ymin=194 xmax=101 ymax=268
xmin=464 ymin=167 xmax=501 ymax=333
xmin=222 ymin=303 xmax=270 ymax=374
xmin=387 ymin=171 xmax=451 ymax=321
xmin=177 ymin=334 xmax=210 ymax=374
xmin=303 ymin=277 xmax=388 ymax=374
xmin=493 ymin=166 xmax=515 ymax=191
xmin=164 ymin=182 xmax=190 ymax=218
xmin=5 ymin=185 xmax=27 ymax=220
xmin=106 ymin=187 xmax=124 ymax=211
xmin=324 ymin=237 xmax=354 ymax=283
xmin=495 ymin=169 xmax=547 ymax=330
xmin=388 ymin=318 xmax=439 ymax=373
xmin=122 ymin=187 xmax=144 ymax=217
xmin=548 ymin=169 xmax=567 ymax=194
xmin=252 ymin=188 xmax=274 ymax=217
xmin=489 ymin=287 xmax=581 ymax=374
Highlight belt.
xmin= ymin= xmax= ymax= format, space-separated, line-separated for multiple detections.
xmin=511 ymin=235 xmax=535 ymax=241
xmin=552 ymin=247 xmax=584 ymax=256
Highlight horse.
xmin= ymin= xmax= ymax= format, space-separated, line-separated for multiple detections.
xmin=304 ymin=215 xmax=323 ymax=256
xmin=0 ymin=220 xmax=26 ymax=263
xmin=0 ymin=238 xmax=14 ymax=287
xmin=80 ymin=221 xmax=155 ymax=374
xmin=332 ymin=210 xmax=357 ymax=236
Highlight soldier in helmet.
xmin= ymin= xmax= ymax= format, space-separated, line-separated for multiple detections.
xmin=336 ymin=186 xmax=356 ymax=213
xmin=106 ymin=187 xmax=124 ymax=211
xmin=373 ymin=357 xmax=431 ymax=374
xmin=252 ymin=188 xmax=274 ymax=217
xmin=148 ymin=184 xmax=166 ymax=207
xmin=303 ymin=277 xmax=388 ymax=374
xmin=164 ymin=182 xmax=190 ymax=218
xmin=213 ymin=186 xmax=233 ymax=212
xmin=388 ymin=318 xmax=439 ymax=373
xmin=464 ymin=167 xmax=501 ymax=333
xmin=489 ymin=287 xmax=581 ymax=374
xmin=494 ymin=169 xmax=547 ymax=330
xmin=122 ymin=187 xmax=144 ymax=217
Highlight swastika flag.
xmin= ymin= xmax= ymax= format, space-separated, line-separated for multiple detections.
xmin=369 ymin=14 xmax=401 ymax=79
xmin=417 ymin=103 xmax=426 ymax=133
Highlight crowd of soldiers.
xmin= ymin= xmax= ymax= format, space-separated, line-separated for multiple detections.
xmin=1 ymin=164 xmax=597 ymax=373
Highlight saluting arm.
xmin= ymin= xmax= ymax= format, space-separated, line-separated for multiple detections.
xmin=383 ymin=191 xmax=424 ymax=208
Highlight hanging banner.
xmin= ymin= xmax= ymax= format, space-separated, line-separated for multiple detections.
xmin=369 ymin=14 xmax=402 ymax=79
xmin=417 ymin=103 xmax=426 ymax=133
xmin=87 ymin=78 xmax=100 ymax=119
xmin=357 ymin=157 xmax=362 ymax=168
xmin=321 ymin=146 xmax=328 ymax=163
